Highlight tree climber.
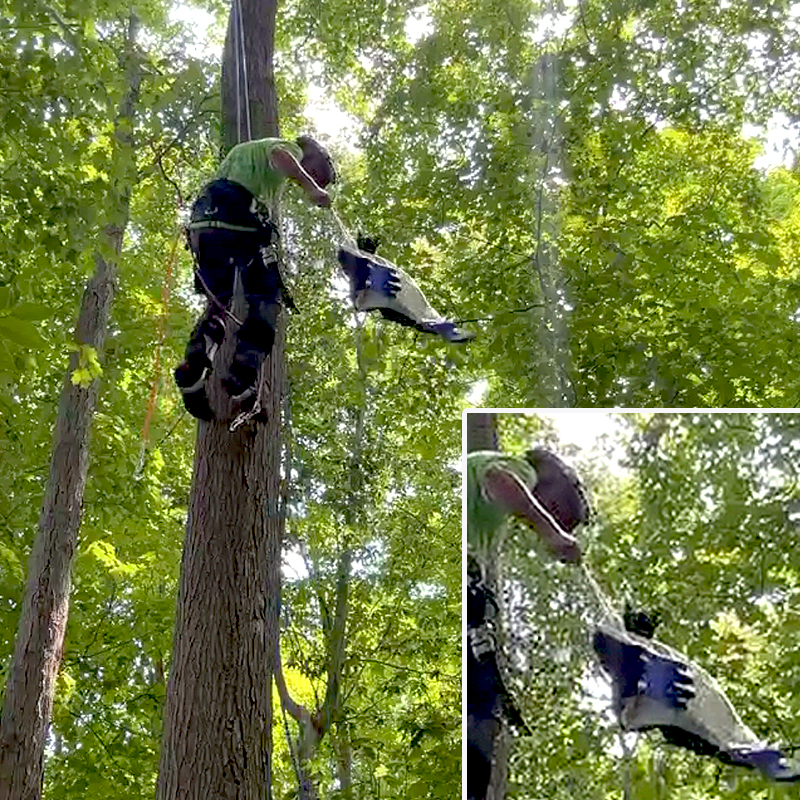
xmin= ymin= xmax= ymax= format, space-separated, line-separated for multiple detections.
xmin=467 ymin=448 xmax=800 ymax=791
xmin=466 ymin=448 xmax=589 ymax=800
xmin=175 ymin=135 xmax=335 ymax=420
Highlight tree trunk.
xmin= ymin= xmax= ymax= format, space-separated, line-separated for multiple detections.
xmin=0 ymin=19 xmax=141 ymax=800
xmin=332 ymin=728 xmax=353 ymax=799
xmin=154 ymin=371 xmax=282 ymax=800
xmin=277 ymin=413 xmax=362 ymax=796
xmin=466 ymin=412 xmax=498 ymax=453
xmin=465 ymin=412 xmax=508 ymax=800
xmin=220 ymin=0 xmax=279 ymax=153
xmin=156 ymin=0 xmax=284 ymax=797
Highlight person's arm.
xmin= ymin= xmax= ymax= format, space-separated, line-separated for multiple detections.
xmin=480 ymin=463 xmax=582 ymax=563
xmin=269 ymin=146 xmax=330 ymax=206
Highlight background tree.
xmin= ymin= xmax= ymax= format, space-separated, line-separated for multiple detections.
xmin=284 ymin=0 xmax=800 ymax=407
xmin=0 ymin=6 xmax=174 ymax=796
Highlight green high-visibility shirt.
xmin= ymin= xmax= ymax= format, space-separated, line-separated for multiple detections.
xmin=466 ymin=451 xmax=539 ymax=563
xmin=215 ymin=138 xmax=303 ymax=215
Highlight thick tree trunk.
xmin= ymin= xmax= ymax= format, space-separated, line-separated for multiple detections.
xmin=466 ymin=412 xmax=498 ymax=453
xmin=155 ymin=343 xmax=283 ymax=799
xmin=465 ymin=412 xmax=508 ymax=800
xmin=220 ymin=0 xmax=279 ymax=153
xmin=156 ymin=0 xmax=283 ymax=797
xmin=0 ymin=20 xmax=141 ymax=800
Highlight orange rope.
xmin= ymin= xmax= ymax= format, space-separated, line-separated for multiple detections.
xmin=141 ymin=225 xmax=180 ymax=445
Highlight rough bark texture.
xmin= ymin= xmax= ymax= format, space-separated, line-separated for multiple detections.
xmin=155 ymin=327 xmax=283 ymax=800
xmin=156 ymin=0 xmax=283 ymax=797
xmin=220 ymin=0 xmax=279 ymax=154
xmin=466 ymin=412 xmax=499 ymax=453
xmin=0 ymin=21 xmax=140 ymax=800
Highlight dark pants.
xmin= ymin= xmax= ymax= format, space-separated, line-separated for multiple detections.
xmin=468 ymin=712 xmax=499 ymax=800
xmin=468 ymin=570 xmax=500 ymax=800
xmin=185 ymin=179 xmax=281 ymax=396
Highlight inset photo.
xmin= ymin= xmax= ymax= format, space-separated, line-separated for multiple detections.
xmin=465 ymin=410 xmax=800 ymax=800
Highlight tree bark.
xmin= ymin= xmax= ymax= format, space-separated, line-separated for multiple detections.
xmin=331 ymin=727 xmax=353 ymax=799
xmin=0 ymin=18 xmax=141 ymax=800
xmin=220 ymin=0 xmax=279 ymax=153
xmin=155 ymin=368 xmax=282 ymax=800
xmin=466 ymin=412 xmax=498 ymax=453
xmin=156 ymin=0 xmax=284 ymax=797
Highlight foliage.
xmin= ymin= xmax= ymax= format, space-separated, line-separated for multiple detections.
xmin=282 ymin=0 xmax=800 ymax=407
xmin=0 ymin=2 xmax=461 ymax=798
xmin=495 ymin=412 xmax=800 ymax=799
xmin=5 ymin=0 xmax=800 ymax=793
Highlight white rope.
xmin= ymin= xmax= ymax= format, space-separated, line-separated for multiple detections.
xmin=233 ymin=0 xmax=241 ymax=143
xmin=231 ymin=0 xmax=252 ymax=143
xmin=234 ymin=0 xmax=252 ymax=141
xmin=329 ymin=208 xmax=359 ymax=249
xmin=579 ymin=562 xmax=625 ymax=630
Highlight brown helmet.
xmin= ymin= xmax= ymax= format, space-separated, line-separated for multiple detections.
xmin=296 ymin=134 xmax=337 ymax=187
xmin=523 ymin=448 xmax=591 ymax=533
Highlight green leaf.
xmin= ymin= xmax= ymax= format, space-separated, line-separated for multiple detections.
xmin=11 ymin=302 xmax=52 ymax=321
xmin=0 ymin=316 xmax=46 ymax=349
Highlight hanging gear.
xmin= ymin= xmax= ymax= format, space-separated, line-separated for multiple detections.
xmin=588 ymin=590 xmax=800 ymax=782
xmin=331 ymin=220 xmax=474 ymax=343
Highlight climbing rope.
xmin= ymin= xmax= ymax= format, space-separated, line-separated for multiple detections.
xmin=329 ymin=208 xmax=359 ymax=249
xmin=578 ymin=562 xmax=625 ymax=630
xmin=133 ymin=222 xmax=180 ymax=480
xmin=231 ymin=0 xmax=252 ymax=143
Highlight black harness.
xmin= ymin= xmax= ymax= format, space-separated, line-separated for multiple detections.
xmin=186 ymin=179 xmax=295 ymax=311
xmin=467 ymin=568 xmax=529 ymax=731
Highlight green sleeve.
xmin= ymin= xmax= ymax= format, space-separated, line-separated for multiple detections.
xmin=466 ymin=451 xmax=539 ymax=560
xmin=215 ymin=138 xmax=304 ymax=212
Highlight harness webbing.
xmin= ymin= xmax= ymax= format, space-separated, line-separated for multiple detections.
xmin=186 ymin=219 xmax=262 ymax=233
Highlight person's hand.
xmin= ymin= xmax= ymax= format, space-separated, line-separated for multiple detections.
xmin=311 ymin=188 xmax=331 ymax=207
xmin=554 ymin=537 xmax=582 ymax=564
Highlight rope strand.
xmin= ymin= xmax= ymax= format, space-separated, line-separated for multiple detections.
xmin=233 ymin=0 xmax=241 ymax=143
xmin=329 ymin=208 xmax=359 ymax=249
xmin=579 ymin=562 xmax=625 ymax=629
xmin=234 ymin=0 xmax=251 ymax=141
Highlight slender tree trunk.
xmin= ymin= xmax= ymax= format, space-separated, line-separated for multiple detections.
xmin=277 ymin=424 xmax=361 ymax=796
xmin=156 ymin=0 xmax=283 ymax=797
xmin=0 ymin=20 xmax=141 ymax=800
xmin=332 ymin=728 xmax=353 ymax=799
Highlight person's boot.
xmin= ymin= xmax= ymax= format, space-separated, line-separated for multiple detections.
xmin=174 ymin=314 xmax=225 ymax=420
xmin=221 ymin=353 xmax=258 ymax=404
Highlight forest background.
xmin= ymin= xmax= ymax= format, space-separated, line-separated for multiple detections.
xmin=2 ymin=0 xmax=800 ymax=795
